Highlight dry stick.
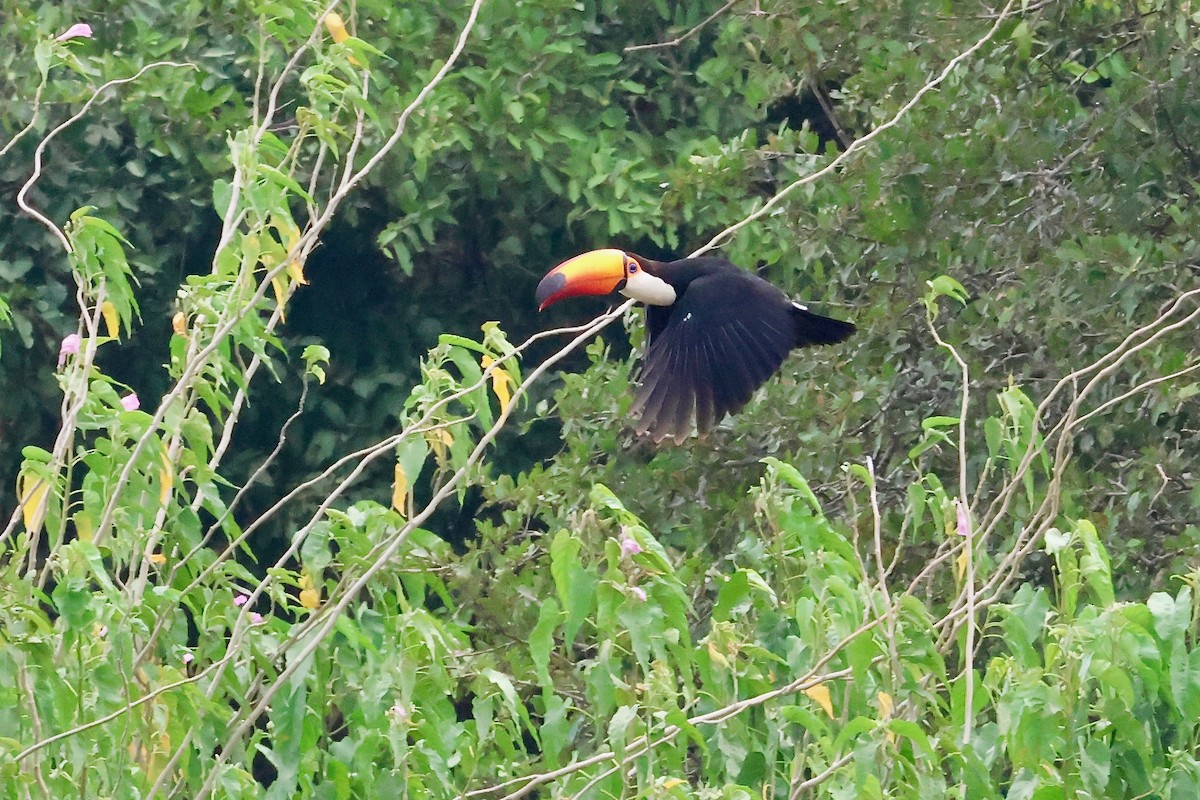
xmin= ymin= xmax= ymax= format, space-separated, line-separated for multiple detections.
xmin=170 ymin=307 xmax=618 ymax=624
xmin=485 ymin=629 xmax=873 ymax=800
xmin=789 ymin=751 xmax=855 ymax=800
xmin=935 ymin=290 xmax=1200 ymax=649
xmin=193 ymin=301 xmax=627 ymax=800
xmin=974 ymin=293 xmax=1200 ymax=582
xmin=0 ymin=70 xmax=48 ymax=160
xmin=15 ymin=61 xmax=193 ymax=253
xmin=624 ymin=0 xmax=746 ymax=53
xmin=473 ymin=6 xmax=1026 ymax=797
xmin=15 ymin=652 xmax=239 ymax=763
xmin=132 ymin=378 xmax=313 ymax=670
xmin=689 ymin=0 xmax=1016 ymax=259
xmin=480 ymin=668 xmax=857 ymax=800
xmin=97 ymin=0 xmax=477 ymax=548
xmin=971 ymin=286 xmax=1200 ymax=550
xmin=0 ymin=63 xmax=191 ymax=549
xmin=925 ymin=307 xmax=975 ymax=746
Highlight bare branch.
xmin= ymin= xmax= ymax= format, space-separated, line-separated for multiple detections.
xmin=624 ymin=0 xmax=745 ymax=53
xmin=690 ymin=0 xmax=1017 ymax=258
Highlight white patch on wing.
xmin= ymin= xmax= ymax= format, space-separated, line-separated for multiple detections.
xmin=792 ymin=301 xmax=808 ymax=311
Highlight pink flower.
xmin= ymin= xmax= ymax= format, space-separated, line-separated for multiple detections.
xmin=120 ymin=393 xmax=140 ymax=412
xmin=619 ymin=530 xmax=642 ymax=557
xmin=233 ymin=594 xmax=249 ymax=607
xmin=250 ymin=612 xmax=264 ymax=625
xmin=58 ymin=333 xmax=81 ymax=367
xmin=182 ymin=652 xmax=195 ymax=664
xmin=55 ymin=23 xmax=93 ymax=42
xmin=389 ymin=704 xmax=410 ymax=722
xmin=956 ymin=499 xmax=971 ymax=537
xmin=630 ymin=586 xmax=647 ymax=602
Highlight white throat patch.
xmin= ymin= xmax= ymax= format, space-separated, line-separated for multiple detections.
xmin=621 ymin=269 xmax=677 ymax=306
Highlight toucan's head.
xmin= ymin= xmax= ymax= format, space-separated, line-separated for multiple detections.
xmin=536 ymin=249 xmax=676 ymax=310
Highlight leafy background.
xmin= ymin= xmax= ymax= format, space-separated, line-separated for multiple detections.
xmin=1 ymin=0 xmax=1198 ymax=797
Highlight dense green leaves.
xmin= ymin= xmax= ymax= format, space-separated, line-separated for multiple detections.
xmin=2 ymin=0 xmax=1199 ymax=796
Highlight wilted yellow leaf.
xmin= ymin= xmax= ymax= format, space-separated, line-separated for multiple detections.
xmin=270 ymin=274 xmax=289 ymax=320
xmin=324 ymin=12 xmax=350 ymax=43
xmin=158 ymin=450 xmax=174 ymax=505
xmin=661 ymin=778 xmax=687 ymax=790
xmin=481 ymin=354 xmax=514 ymax=415
xmin=392 ymin=461 xmax=408 ymax=513
xmin=148 ymin=552 xmax=167 ymax=565
xmin=877 ymin=691 xmax=894 ymax=718
xmin=955 ymin=549 xmax=969 ymax=582
xmin=426 ymin=428 xmax=453 ymax=461
xmin=285 ymin=259 xmax=308 ymax=286
xmin=804 ymin=683 xmax=834 ymax=718
xmin=100 ymin=300 xmax=119 ymax=338
xmin=706 ymin=640 xmax=730 ymax=670
xmin=171 ymin=312 xmax=187 ymax=336
xmin=17 ymin=472 xmax=49 ymax=534
xmin=299 ymin=587 xmax=320 ymax=610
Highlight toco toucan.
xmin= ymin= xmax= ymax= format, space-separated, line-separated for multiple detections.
xmin=536 ymin=249 xmax=855 ymax=443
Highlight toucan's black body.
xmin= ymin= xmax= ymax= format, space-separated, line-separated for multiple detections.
xmin=536 ymin=250 xmax=855 ymax=443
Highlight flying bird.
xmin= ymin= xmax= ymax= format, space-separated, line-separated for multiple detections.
xmin=536 ymin=249 xmax=855 ymax=443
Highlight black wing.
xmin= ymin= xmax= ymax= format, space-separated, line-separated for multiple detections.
xmin=633 ymin=271 xmax=796 ymax=443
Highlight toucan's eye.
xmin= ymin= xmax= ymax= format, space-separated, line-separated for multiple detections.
xmin=628 ymin=262 xmax=639 ymax=274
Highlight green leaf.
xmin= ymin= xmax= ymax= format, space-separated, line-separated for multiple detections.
xmin=529 ymin=598 xmax=560 ymax=688
xmin=607 ymin=704 xmax=639 ymax=757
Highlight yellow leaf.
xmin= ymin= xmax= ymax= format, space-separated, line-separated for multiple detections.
xmin=158 ymin=450 xmax=174 ymax=506
xmin=426 ymin=428 xmax=453 ymax=461
xmin=481 ymin=354 xmax=513 ymax=415
xmin=324 ymin=12 xmax=350 ymax=43
xmin=148 ymin=553 xmax=167 ymax=565
xmin=270 ymin=274 xmax=288 ymax=321
xmin=100 ymin=300 xmax=119 ymax=338
xmin=171 ymin=312 xmax=187 ymax=336
xmin=17 ymin=472 xmax=49 ymax=534
xmin=285 ymin=259 xmax=308 ymax=286
xmin=706 ymin=640 xmax=730 ymax=670
xmin=662 ymin=778 xmax=687 ymax=790
xmin=804 ymin=683 xmax=834 ymax=718
xmin=392 ymin=461 xmax=408 ymax=513
xmin=877 ymin=691 xmax=894 ymax=718
xmin=955 ymin=549 xmax=969 ymax=583
xmin=299 ymin=587 xmax=320 ymax=610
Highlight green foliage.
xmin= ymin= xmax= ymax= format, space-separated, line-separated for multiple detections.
xmin=1 ymin=0 xmax=1199 ymax=796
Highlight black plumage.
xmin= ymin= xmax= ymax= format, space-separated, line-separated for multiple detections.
xmin=535 ymin=249 xmax=855 ymax=443
xmin=630 ymin=256 xmax=854 ymax=443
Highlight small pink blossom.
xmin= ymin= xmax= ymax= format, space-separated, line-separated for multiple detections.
xmin=956 ymin=499 xmax=971 ymax=537
xmin=630 ymin=586 xmax=647 ymax=602
xmin=58 ymin=333 xmax=81 ymax=367
xmin=55 ymin=23 xmax=93 ymax=42
xmin=250 ymin=612 xmax=265 ymax=625
xmin=619 ymin=530 xmax=642 ymax=557
xmin=389 ymin=703 xmax=410 ymax=722
xmin=120 ymin=393 xmax=140 ymax=412
xmin=182 ymin=652 xmax=195 ymax=664
xmin=233 ymin=594 xmax=250 ymax=607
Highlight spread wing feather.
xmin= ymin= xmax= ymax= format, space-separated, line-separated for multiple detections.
xmin=633 ymin=270 xmax=798 ymax=443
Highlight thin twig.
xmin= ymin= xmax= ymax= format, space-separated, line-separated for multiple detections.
xmin=624 ymin=0 xmax=745 ymax=53
xmin=690 ymin=0 xmax=1017 ymax=258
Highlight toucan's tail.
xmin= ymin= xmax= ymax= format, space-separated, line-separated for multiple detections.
xmin=792 ymin=304 xmax=856 ymax=347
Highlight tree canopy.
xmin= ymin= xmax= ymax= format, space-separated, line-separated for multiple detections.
xmin=2 ymin=0 xmax=1199 ymax=797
